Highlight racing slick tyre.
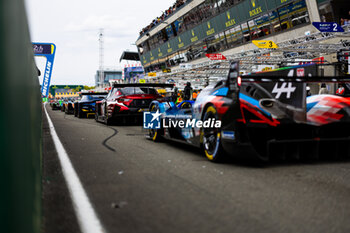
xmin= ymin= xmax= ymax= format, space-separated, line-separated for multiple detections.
xmin=201 ymin=106 xmax=225 ymax=162
xmin=77 ymin=107 xmax=83 ymax=118
xmin=149 ymin=104 xmax=162 ymax=142
xmin=180 ymin=101 xmax=192 ymax=109
xmin=104 ymin=105 xmax=112 ymax=125
xmin=74 ymin=104 xmax=78 ymax=117
xmin=95 ymin=112 xmax=98 ymax=122
xmin=104 ymin=117 xmax=112 ymax=125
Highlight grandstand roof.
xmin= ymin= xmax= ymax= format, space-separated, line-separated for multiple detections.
xmin=119 ymin=51 xmax=140 ymax=62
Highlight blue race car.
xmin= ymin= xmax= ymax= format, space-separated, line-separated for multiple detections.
xmin=75 ymin=92 xmax=107 ymax=118
xmin=147 ymin=62 xmax=350 ymax=162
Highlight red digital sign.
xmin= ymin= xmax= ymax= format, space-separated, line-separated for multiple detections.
xmin=205 ymin=54 xmax=227 ymax=60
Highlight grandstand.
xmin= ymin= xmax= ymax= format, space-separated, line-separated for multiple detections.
xmin=136 ymin=0 xmax=349 ymax=74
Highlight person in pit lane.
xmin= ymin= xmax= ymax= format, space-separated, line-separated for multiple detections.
xmin=183 ymin=82 xmax=193 ymax=100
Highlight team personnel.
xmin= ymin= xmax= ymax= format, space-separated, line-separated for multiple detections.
xmin=192 ymin=91 xmax=198 ymax=100
xmin=183 ymin=82 xmax=193 ymax=100
xmin=319 ymin=83 xmax=328 ymax=94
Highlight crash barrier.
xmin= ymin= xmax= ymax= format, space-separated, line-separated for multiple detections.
xmin=0 ymin=0 xmax=42 ymax=232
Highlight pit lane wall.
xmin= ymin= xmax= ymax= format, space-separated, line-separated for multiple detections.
xmin=0 ymin=0 xmax=42 ymax=232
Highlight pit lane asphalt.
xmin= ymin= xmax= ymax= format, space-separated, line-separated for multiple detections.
xmin=43 ymin=105 xmax=350 ymax=233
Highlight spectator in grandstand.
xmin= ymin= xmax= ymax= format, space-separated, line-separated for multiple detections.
xmin=319 ymin=83 xmax=328 ymax=95
xmin=139 ymin=0 xmax=187 ymax=36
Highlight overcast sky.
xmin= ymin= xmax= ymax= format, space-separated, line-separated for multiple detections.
xmin=25 ymin=0 xmax=175 ymax=86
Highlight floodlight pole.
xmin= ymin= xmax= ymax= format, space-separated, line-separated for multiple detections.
xmin=99 ymin=28 xmax=104 ymax=87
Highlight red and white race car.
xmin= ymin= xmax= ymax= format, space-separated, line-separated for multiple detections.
xmin=95 ymin=83 xmax=173 ymax=125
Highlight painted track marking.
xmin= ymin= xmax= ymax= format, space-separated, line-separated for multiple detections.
xmin=44 ymin=103 xmax=106 ymax=233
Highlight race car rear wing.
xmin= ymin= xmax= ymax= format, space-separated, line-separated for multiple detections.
xmin=240 ymin=63 xmax=350 ymax=82
xmin=240 ymin=76 xmax=350 ymax=83
xmin=81 ymin=92 xmax=108 ymax=95
xmin=112 ymin=83 xmax=174 ymax=88
xmin=226 ymin=62 xmax=350 ymax=123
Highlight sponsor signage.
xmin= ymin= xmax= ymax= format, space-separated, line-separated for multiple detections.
xmin=262 ymin=67 xmax=273 ymax=71
xmin=249 ymin=0 xmax=263 ymax=17
xmin=157 ymin=47 xmax=163 ymax=58
xmin=312 ymin=22 xmax=344 ymax=32
xmin=190 ymin=29 xmax=199 ymax=43
xmin=252 ymin=40 xmax=278 ymax=49
xmin=206 ymin=54 xmax=227 ymax=60
xmin=162 ymin=68 xmax=171 ymax=73
xmin=148 ymin=72 xmax=157 ymax=77
xmin=276 ymin=0 xmax=293 ymax=7
xmin=166 ymin=41 xmax=173 ymax=54
xmin=206 ymin=21 xmax=215 ymax=36
xmin=33 ymin=42 xmax=56 ymax=97
xmin=312 ymin=57 xmax=324 ymax=64
xmin=177 ymin=36 xmax=185 ymax=49
xmin=253 ymin=65 xmax=275 ymax=72
xmin=149 ymin=51 xmax=155 ymax=61
xmin=297 ymin=68 xmax=305 ymax=77
xmin=140 ymin=55 xmax=146 ymax=65
xmin=33 ymin=43 xmax=54 ymax=55
xmin=225 ymin=11 xmax=236 ymax=28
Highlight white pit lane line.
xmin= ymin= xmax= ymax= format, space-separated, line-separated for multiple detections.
xmin=44 ymin=103 xmax=106 ymax=233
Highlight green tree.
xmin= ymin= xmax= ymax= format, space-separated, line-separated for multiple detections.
xmin=72 ymin=86 xmax=82 ymax=92
xmin=83 ymin=85 xmax=95 ymax=90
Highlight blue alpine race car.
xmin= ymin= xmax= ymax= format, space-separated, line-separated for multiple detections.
xmin=147 ymin=62 xmax=350 ymax=162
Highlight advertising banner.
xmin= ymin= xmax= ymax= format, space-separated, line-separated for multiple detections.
xmin=206 ymin=54 xmax=227 ymax=60
xmin=312 ymin=22 xmax=344 ymax=33
xmin=33 ymin=43 xmax=56 ymax=97
xmin=253 ymin=40 xmax=279 ymax=48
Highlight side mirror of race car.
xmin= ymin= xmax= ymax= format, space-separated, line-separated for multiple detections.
xmin=227 ymin=61 xmax=240 ymax=91
xmin=226 ymin=61 xmax=240 ymax=101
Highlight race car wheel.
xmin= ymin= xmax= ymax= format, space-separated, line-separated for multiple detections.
xmin=77 ymin=107 xmax=83 ymax=118
xmin=149 ymin=105 xmax=162 ymax=142
xmin=104 ymin=117 xmax=111 ymax=125
xmin=201 ymin=106 xmax=225 ymax=162
xmin=104 ymin=105 xmax=112 ymax=125
xmin=95 ymin=111 xmax=98 ymax=122
xmin=180 ymin=102 xmax=192 ymax=109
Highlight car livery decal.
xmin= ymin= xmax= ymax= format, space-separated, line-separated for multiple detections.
xmin=212 ymin=87 xmax=228 ymax=96
xmin=239 ymin=93 xmax=271 ymax=117
xmin=307 ymin=95 xmax=350 ymax=125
